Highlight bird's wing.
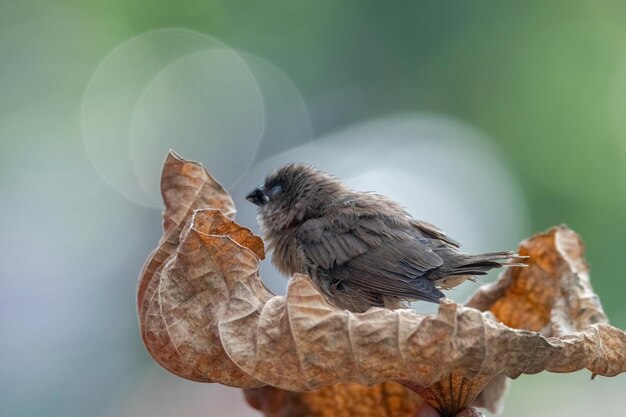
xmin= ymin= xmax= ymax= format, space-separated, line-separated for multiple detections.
xmin=296 ymin=213 xmax=446 ymax=302
xmin=410 ymin=219 xmax=461 ymax=248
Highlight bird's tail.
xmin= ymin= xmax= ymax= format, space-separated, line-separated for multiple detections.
xmin=448 ymin=251 xmax=527 ymax=276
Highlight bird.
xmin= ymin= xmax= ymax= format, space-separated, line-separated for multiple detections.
xmin=246 ymin=163 xmax=524 ymax=313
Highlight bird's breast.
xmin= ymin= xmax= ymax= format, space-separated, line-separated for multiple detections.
xmin=267 ymin=227 xmax=307 ymax=278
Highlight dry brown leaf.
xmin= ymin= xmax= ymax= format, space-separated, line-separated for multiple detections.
xmin=243 ymin=382 xmax=423 ymax=417
xmin=137 ymin=151 xmax=264 ymax=384
xmin=141 ymin=209 xmax=269 ymax=385
xmin=138 ymin=152 xmax=626 ymax=417
xmin=467 ymin=225 xmax=606 ymax=336
xmin=137 ymin=150 xmax=238 ymax=317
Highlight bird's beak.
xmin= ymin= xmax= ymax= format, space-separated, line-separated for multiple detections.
xmin=246 ymin=186 xmax=268 ymax=206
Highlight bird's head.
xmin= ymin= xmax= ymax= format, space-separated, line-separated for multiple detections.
xmin=246 ymin=163 xmax=344 ymax=232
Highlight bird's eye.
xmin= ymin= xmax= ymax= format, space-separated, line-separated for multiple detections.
xmin=266 ymin=184 xmax=283 ymax=199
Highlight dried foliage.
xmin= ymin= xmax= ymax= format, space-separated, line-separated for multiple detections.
xmin=243 ymin=382 xmax=423 ymax=417
xmin=138 ymin=151 xmax=626 ymax=417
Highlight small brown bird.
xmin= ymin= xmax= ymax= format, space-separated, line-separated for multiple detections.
xmin=247 ymin=164 xmax=523 ymax=312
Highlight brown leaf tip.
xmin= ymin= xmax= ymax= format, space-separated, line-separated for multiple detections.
xmin=188 ymin=208 xmax=266 ymax=260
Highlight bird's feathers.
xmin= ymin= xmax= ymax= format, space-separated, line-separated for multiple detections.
xmin=296 ymin=201 xmax=449 ymax=303
xmin=252 ymin=163 xmax=524 ymax=312
xmin=410 ymin=218 xmax=461 ymax=248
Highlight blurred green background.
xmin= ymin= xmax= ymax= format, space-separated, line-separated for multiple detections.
xmin=2 ymin=1 xmax=626 ymax=416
